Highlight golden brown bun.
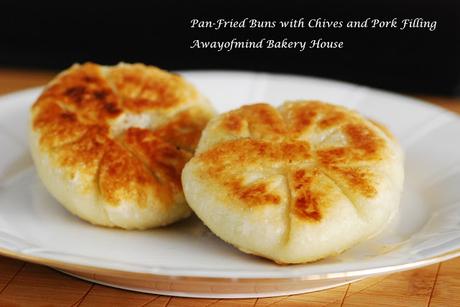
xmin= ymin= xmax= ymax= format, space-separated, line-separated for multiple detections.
xmin=182 ymin=101 xmax=404 ymax=263
xmin=30 ymin=63 xmax=214 ymax=229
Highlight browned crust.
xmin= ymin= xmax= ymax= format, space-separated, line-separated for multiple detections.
xmin=31 ymin=63 xmax=212 ymax=208
xmin=193 ymin=102 xmax=394 ymax=222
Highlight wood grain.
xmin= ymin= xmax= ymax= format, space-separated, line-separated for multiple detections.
xmin=0 ymin=69 xmax=459 ymax=306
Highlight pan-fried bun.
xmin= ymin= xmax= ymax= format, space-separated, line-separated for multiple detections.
xmin=182 ymin=101 xmax=403 ymax=263
xmin=30 ymin=63 xmax=214 ymax=229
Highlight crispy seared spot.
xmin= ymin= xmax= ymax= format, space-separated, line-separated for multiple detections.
xmin=198 ymin=139 xmax=311 ymax=167
xmin=290 ymin=169 xmax=322 ymax=221
xmin=104 ymin=102 xmax=120 ymax=114
xmin=316 ymin=122 xmax=385 ymax=165
xmin=121 ymin=127 xmax=191 ymax=194
xmin=291 ymin=109 xmax=317 ymax=133
xmin=294 ymin=193 xmax=321 ymax=221
xmin=64 ymin=86 xmax=86 ymax=102
xmin=221 ymin=104 xmax=287 ymax=140
xmin=222 ymin=113 xmax=243 ymax=132
xmin=318 ymin=111 xmax=346 ymax=129
xmin=243 ymin=104 xmax=286 ymax=134
xmin=93 ymin=89 xmax=109 ymax=100
xmin=316 ymin=147 xmax=348 ymax=165
xmin=55 ymin=126 xmax=109 ymax=165
xmin=83 ymin=75 xmax=97 ymax=83
xmin=98 ymin=141 xmax=156 ymax=207
xmin=32 ymin=101 xmax=89 ymax=148
xmin=107 ymin=64 xmax=198 ymax=113
xmin=369 ymin=119 xmax=395 ymax=140
xmin=46 ymin=126 xmax=110 ymax=195
xmin=105 ymin=64 xmax=145 ymax=105
xmin=282 ymin=102 xmax=319 ymax=135
xmin=344 ymin=124 xmax=382 ymax=156
xmin=197 ymin=139 xmax=313 ymax=209
xmin=38 ymin=63 xmax=122 ymax=123
xmin=60 ymin=112 xmax=76 ymax=121
xmin=330 ymin=166 xmax=377 ymax=198
xmin=230 ymin=181 xmax=281 ymax=206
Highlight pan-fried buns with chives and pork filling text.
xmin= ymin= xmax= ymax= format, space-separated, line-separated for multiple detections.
xmin=29 ymin=63 xmax=214 ymax=229
xmin=182 ymin=101 xmax=404 ymax=264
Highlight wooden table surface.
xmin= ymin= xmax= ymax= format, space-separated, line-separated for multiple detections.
xmin=0 ymin=68 xmax=459 ymax=307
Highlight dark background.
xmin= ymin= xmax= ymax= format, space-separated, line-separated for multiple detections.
xmin=1 ymin=1 xmax=459 ymax=96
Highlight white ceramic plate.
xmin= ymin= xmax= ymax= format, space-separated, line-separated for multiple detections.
xmin=1 ymin=71 xmax=460 ymax=298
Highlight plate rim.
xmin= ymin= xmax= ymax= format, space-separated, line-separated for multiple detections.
xmin=1 ymin=246 xmax=459 ymax=282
